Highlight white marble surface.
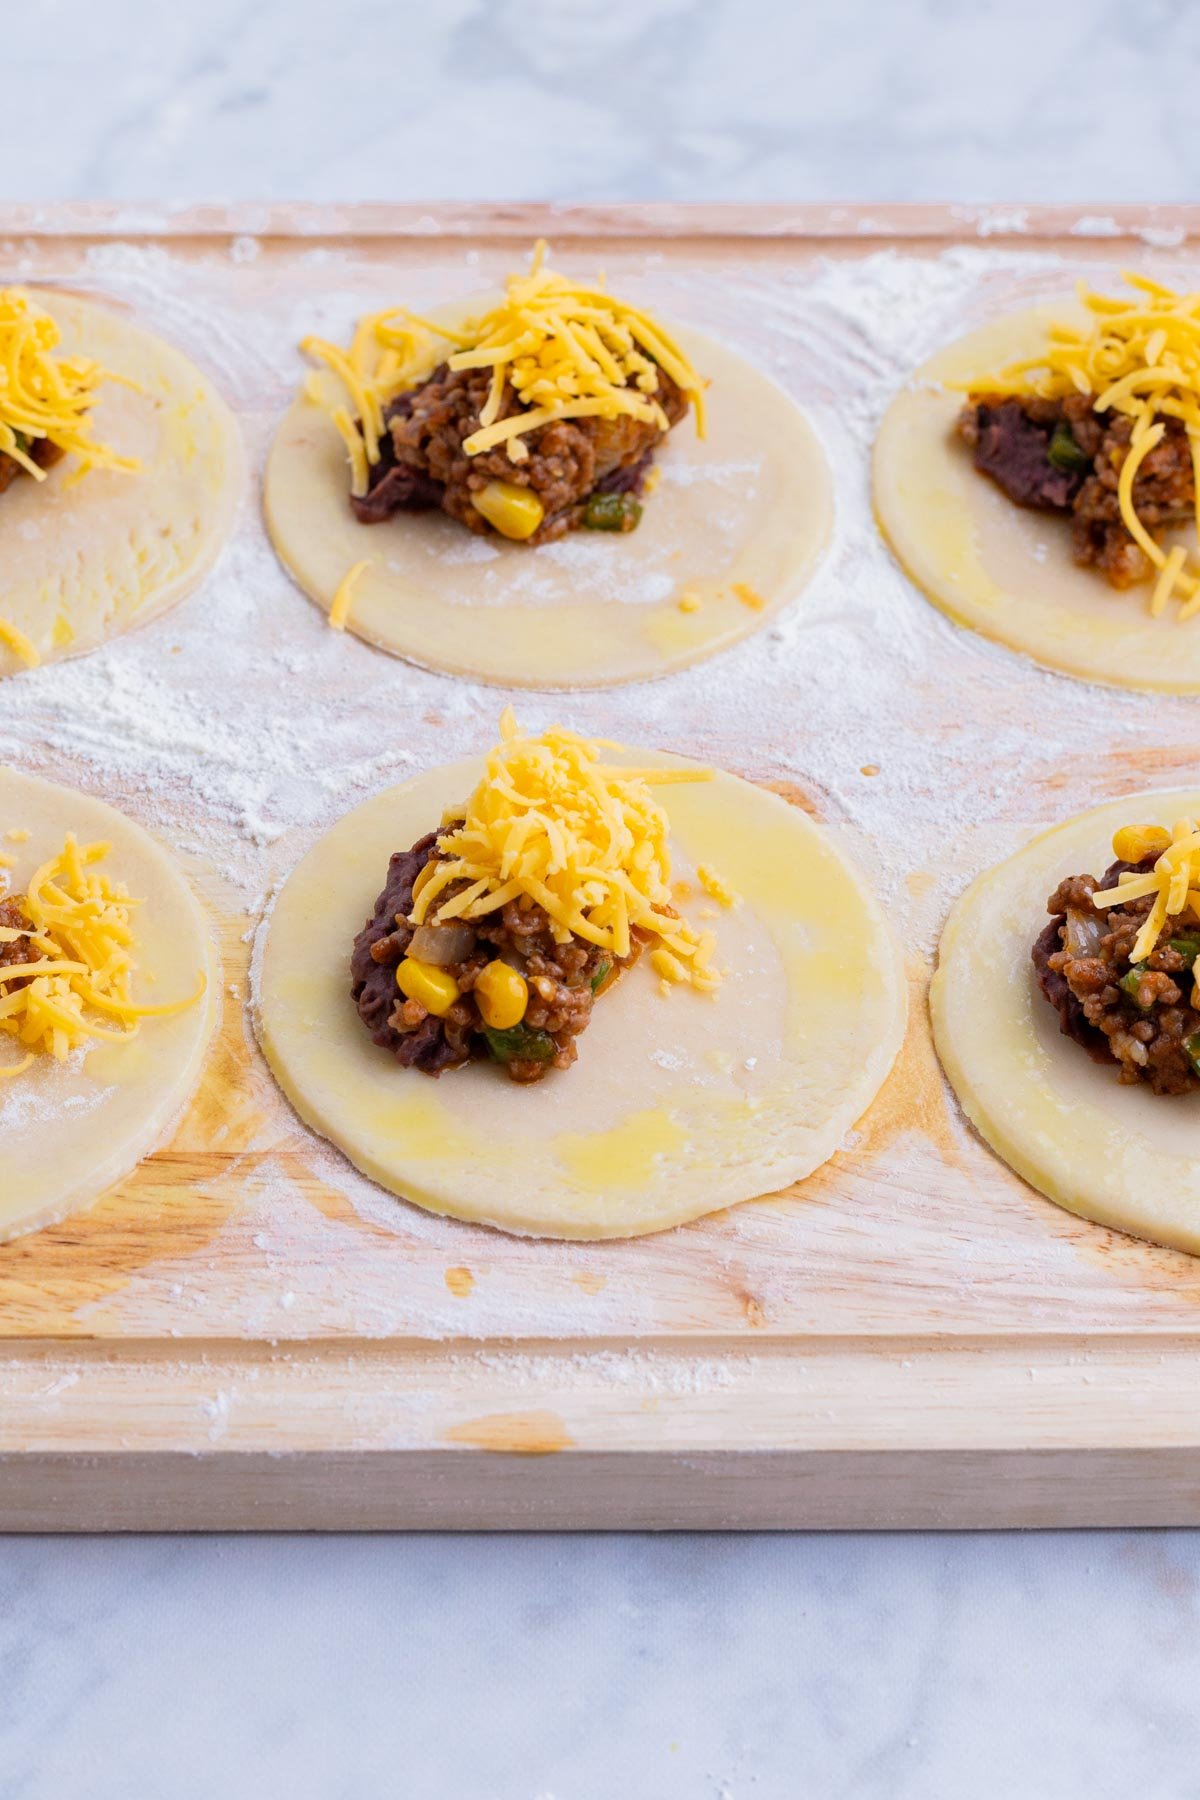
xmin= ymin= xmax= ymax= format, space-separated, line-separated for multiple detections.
xmin=7 ymin=0 xmax=1200 ymax=203
xmin=1 ymin=1529 xmax=1197 ymax=1800
xmin=5 ymin=2 xmax=1200 ymax=1796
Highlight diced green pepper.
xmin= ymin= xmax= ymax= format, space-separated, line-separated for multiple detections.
xmin=582 ymin=491 xmax=643 ymax=533
xmin=1187 ymin=1032 xmax=1200 ymax=1078
xmin=1168 ymin=935 xmax=1200 ymax=967
xmin=1047 ymin=421 xmax=1091 ymax=474
xmin=589 ymin=958 xmax=611 ymax=995
xmin=1119 ymin=964 xmax=1150 ymax=1007
xmin=482 ymin=1022 xmax=556 ymax=1065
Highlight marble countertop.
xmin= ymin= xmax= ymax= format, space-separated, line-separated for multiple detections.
xmin=4 ymin=0 xmax=1200 ymax=1795
xmin=7 ymin=0 xmax=1200 ymax=205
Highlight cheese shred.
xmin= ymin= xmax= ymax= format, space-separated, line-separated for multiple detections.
xmin=0 ymin=288 xmax=139 ymax=485
xmin=0 ymin=834 xmax=205 ymax=1076
xmin=328 ymin=558 xmax=373 ymax=631
xmin=957 ymin=272 xmax=1200 ymax=619
xmin=301 ymin=242 xmax=707 ymax=498
xmin=1093 ymin=815 xmax=1200 ymax=1001
xmin=409 ymin=711 xmax=724 ymax=992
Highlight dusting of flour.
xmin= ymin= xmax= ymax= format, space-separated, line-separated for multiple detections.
xmin=2 ymin=228 xmax=1195 ymax=1345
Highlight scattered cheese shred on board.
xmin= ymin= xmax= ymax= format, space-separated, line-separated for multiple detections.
xmin=301 ymin=241 xmax=707 ymax=498
xmin=409 ymin=709 xmax=724 ymax=992
xmin=957 ymin=272 xmax=1200 ymax=619
xmin=0 ymin=287 xmax=139 ymax=483
xmin=0 ymin=833 xmax=205 ymax=1077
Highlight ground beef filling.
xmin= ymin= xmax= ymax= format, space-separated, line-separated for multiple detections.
xmin=352 ymin=362 xmax=688 ymax=544
xmin=350 ymin=830 xmax=646 ymax=1083
xmin=0 ymin=896 xmax=33 ymax=976
xmin=0 ymin=436 xmax=65 ymax=499
xmin=1032 ymin=855 xmax=1200 ymax=1095
xmin=958 ymin=391 xmax=1195 ymax=589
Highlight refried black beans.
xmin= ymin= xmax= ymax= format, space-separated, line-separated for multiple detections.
xmin=351 ymin=362 xmax=688 ymax=544
xmin=350 ymin=830 xmax=647 ymax=1084
xmin=958 ymin=392 xmax=1195 ymax=589
xmin=1032 ymin=854 xmax=1200 ymax=1096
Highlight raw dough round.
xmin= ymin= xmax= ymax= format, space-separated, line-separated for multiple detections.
xmin=0 ymin=767 xmax=219 ymax=1242
xmin=264 ymin=313 xmax=833 ymax=689
xmin=873 ymin=302 xmax=1200 ymax=692
xmin=932 ymin=788 xmax=1200 ymax=1255
xmin=255 ymin=752 xmax=905 ymax=1240
xmin=0 ymin=290 xmax=243 ymax=678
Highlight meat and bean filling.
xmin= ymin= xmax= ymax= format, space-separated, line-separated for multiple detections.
xmin=1032 ymin=854 xmax=1200 ymax=1095
xmin=351 ymin=830 xmax=647 ymax=1083
xmin=0 ymin=895 xmax=33 ymax=975
xmin=0 ymin=435 xmax=64 ymax=499
xmin=958 ymin=391 xmax=1194 ymax=589
xmin=352 ymin=361 xmax=687 ymax=544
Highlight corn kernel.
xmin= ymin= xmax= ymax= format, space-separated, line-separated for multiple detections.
xmin=471 ymin=480 xmax=545 ymax=541
xmin=1113 ymin=824 xmax=1170 ymax=865
xmin=474 ymin=959 xmax=528 ymax=1029
xmin=396 ymin=958 xmax=459 ymax=1017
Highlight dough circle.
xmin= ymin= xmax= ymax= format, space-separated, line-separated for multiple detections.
xmin=255 ymin=754 xmax=905 ymax=1240
xmin=873 ymin=302 xmax=1200 ymax=692
xmin=0 ymin=290 xmax=243 ymax=678
xmin=0 ymin=767 xmax=219 ymax=1242
xmin=932 ymin=789 xmax=1200 ymax=1255
xmin=264 ymin=313 xmax=833 ymax=689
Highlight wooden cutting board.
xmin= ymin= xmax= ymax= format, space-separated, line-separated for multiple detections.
xmin=5 ymin=202 xmax=1200 ymax=1530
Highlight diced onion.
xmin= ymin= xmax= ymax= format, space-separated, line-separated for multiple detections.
xmin=1064 ymin=908 xmax=1105 ymax=960
xmin=408 ymin=922 xmax=476 ymax=965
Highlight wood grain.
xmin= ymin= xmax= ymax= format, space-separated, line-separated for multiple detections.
xmin=5 ymin=202 xmax=1200 ymax=1529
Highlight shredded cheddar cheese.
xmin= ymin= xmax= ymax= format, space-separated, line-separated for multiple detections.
xmin=409 ymin=710 xmax=723 ymax=992
xmin=0 ymin=288 xmax=138 ymax=485
xmin=0 ymin=833 xmax=205 ymax=1077
xmin=957 ymin=272 xmax=1200 ymax=619
xmin=301 ymin=241 xmax=706 ymax=499
xmin=1093 ymin=815 xmax=1200 ymax=999
xmin=697 ymin=863 xmax=741 ymax=908
xmin=328 ymin=558 xmax=372 ymax=631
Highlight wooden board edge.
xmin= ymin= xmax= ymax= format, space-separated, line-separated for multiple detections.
xmin=2 ymin=201 xmax=1199 ymax=242
xmin=5 ymin=1447 xmax=1200 ymax=1531
xmin=10 ymin=1326 xmax=1200 ymax=1528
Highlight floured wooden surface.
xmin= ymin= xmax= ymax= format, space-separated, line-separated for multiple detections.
xmin=4 ymin=209 xmax=1200 ymax=1348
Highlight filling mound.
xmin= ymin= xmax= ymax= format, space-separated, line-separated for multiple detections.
xmin=0 ymin=834 xmax=205 ymax=1080
xmin=351 ymin=360 xmax=687 ymax=544
xmin=351 ymin=829 xmax=644 ymax=1083
xmin=301 ymin=240 xmax=706 ymax=551
xmin=959 ymin=392 xmax=1193 ymax=589
xmin=1033 ymin=848 xmax=1200 ymax=1095
xmin=0 ymin=287 xmax=136 ymax=502
xmin=949 ymin=274 xmax=1200 ymax=616
xmin=346 ymin=714 xmax=726 ymax=1086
